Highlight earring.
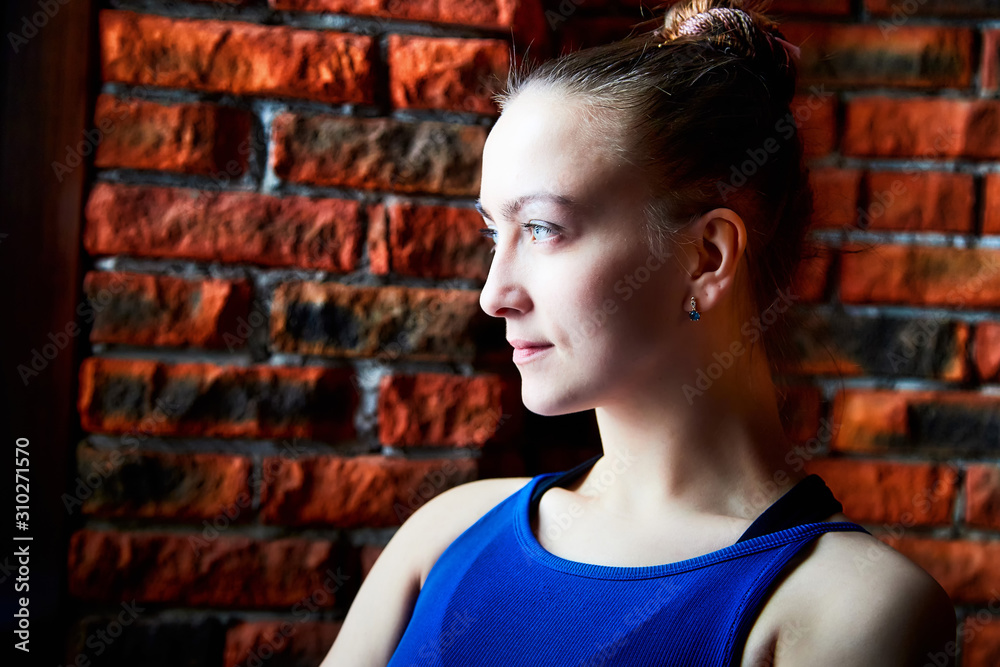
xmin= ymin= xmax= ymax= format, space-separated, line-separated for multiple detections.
xmin=688 ymin=296 xmax=701 ymax=321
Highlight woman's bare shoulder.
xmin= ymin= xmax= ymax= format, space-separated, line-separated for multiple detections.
xmin=407 ymin=476 xmax=534 ymax=587
xmin=767 ymin=521 xmax=956 ymax=665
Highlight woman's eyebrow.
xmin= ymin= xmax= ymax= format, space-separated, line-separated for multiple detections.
xmin=475 ymin=193 xmax=580 ymax=222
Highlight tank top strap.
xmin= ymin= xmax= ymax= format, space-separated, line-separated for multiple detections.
xmin=735 ymin=474 xmax=845 ymax=543
xmin=528 ymin=453 xmax=603 ymax=511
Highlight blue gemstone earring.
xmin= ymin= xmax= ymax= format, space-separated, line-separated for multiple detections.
xmin=688 ymin=296 xmax=701 ymax=321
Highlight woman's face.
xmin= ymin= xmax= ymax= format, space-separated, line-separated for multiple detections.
xmin=478 ymin=86 xmax=691 ymax=416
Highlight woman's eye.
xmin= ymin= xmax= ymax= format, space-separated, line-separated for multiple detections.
xmin=477 ymin=223 xmax=558 ymax=254
xmin=524 ymin=222 xmax=556 ymax=241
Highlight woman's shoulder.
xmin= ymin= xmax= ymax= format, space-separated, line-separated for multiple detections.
xmin=760 ymin=516 xmax=956 ymax=664
xmin=408 ymin=475 xmax=535 ymax=587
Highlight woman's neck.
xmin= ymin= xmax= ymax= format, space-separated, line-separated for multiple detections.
xmin=583 ymin=371 xmax=803 ymax=523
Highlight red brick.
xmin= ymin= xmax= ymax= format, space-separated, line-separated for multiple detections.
xmin=984 ymin=174 xmax=1000 ymax=235
xmin=387 ymin=202 xmax=492 ymax=280
xmin=878 ymin=536 xmax=1000 ymax=604
xmin=973 ymin=322 xmax=1000 ymax=382
xmin=271 ymin=113 xmax=487 ymax=195
xmin=861 ymin=171 xmax=975 ymax=233
xmin=77 ymin=357 xmax=357 ymax=441
xmin=260 ymin=454 xmax=477 ymax=526
xmin=366 ymin=203 xmax=390 ymax=275
xmin=83 ymin=271 xmax=253 ymax=349
xmin=224 ymin=621 xmax=342 ymax=667
xmin=808 ymin=167 xmax=861 ymax=230
xmin=268 ymin=0 xmax=547 ymax=51
xmin=964 ymin=618 xmax=1000 ymax=667
xmin=866 ymin=0 xmax=1000 ymax=17
xmin=830 ymin=389 xmax=1000 ymax=453
xmin=68 ymin=529 xmax=348 ymax=607
xmin=84 ymin=183 xmax=363 ymax=272
xmin=804 ymin=458 xmax=957 ymax=525
xmin=789 ymin=250 xmax=833 ymax=303
xmin=839 ymin=245 xmax=1000 ymax=308
xmin=983 ymin=29 xmax=1000 ymax=94
xmin=793 ymin=92 xmax=837 ymax=158
xmin=388 ymin=35 xmax=510 ymax=115
xmin=769 ymin=0 xmax=851 ymax=14
xmin=843 ymin=97 xmax=1000 ymax=159
xmin=269 ymin=282 xmax=506 ymax=363
xmin=781 ymin=23 xmax=972 ymax=89
xmin=73 ymin=439 xmax=253 ymax=520
xmin=966 ymin=465 xmax=1000 ymax=530
xmin=100 ymin=10 xmax=374 ymax=104
xmin=91 ymin=95 xmax=251 ymax=176
xmin=378 ymin=373 xmax=516 ymax=447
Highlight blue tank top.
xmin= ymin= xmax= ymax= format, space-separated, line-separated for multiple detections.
xmin=387 ymin=454 xmax=870 ymax=667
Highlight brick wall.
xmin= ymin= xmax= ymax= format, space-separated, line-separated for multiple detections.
xmin=65 ymin=1 xmax=1000 ymax=665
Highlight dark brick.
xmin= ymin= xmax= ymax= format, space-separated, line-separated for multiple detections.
xmin=92 ymin=95 xmax=252 ymax=176
xmin=84 ymin=272 xmax=254 ymax=349
xmin=784 ymin=311 xmax=968 ymax=381
xmin=78 ymin=358 xmax=357 ymax=442
xmin=782 ymin=23 xmax=972 ymax=89
xmin=270 ymin=282 xmax=506 ymax=363
xmin=832 ymin=389 xmax=1000 ymax=453
xmin=271 ymin=113 xmax=487 ymax=195
xmin=74 ymin=440 xmax=254 ymax=520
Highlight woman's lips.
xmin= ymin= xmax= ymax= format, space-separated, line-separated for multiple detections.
xmin=512 ymin=344 xmax=553 ymax=364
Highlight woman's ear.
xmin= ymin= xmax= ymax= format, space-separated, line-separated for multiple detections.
xmin=686 ymin=207 xmax=747 ymax=309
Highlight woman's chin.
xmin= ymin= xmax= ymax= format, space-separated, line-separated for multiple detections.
xmin=520 ymin=386 xmax=585 ymax=418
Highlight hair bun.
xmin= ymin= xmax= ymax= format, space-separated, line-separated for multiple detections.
xmin=661 ymin=1 xmax=799 ymax=104
xmin=674 ymin=7 xmax=757 ymax=50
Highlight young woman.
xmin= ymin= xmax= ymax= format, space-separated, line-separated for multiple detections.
xmin=322 ymin=1 xmax=957 ymax=664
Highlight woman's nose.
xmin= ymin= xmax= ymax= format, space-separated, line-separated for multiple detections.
xmin=479 ymin=244 xmax=530 ymax=318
